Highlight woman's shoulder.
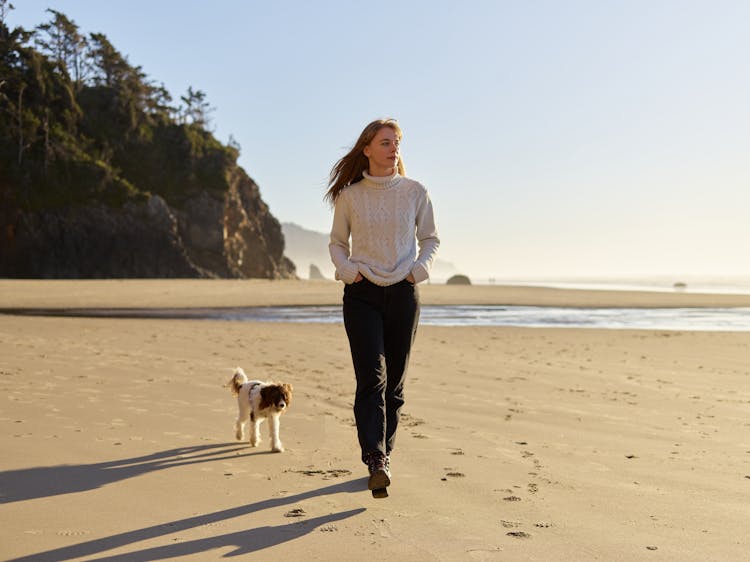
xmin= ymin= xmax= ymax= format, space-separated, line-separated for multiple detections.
xmin=399 ymin=176 xmax=429 ymax=195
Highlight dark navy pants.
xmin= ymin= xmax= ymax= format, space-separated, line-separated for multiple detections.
xmin=343 ymin=277 xmax=420 ymax=463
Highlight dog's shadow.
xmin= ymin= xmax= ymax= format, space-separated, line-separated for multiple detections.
xmin=9 ymin=477 xmax=369 ymax=562
xmin=0 ymin=442 xmax=252 ymax=504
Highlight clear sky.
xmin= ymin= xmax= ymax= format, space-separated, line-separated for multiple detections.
xmin=8 ymin=0 xmax=750 ymax=281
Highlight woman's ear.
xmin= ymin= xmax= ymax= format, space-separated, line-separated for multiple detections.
xmin=363 ymin=145 xmax=370 ymax=158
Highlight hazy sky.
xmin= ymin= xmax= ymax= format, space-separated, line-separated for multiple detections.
xmin=9 ymin=1 xmax=750 ymax=280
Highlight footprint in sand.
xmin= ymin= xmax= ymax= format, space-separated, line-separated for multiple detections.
xmin=506 ymin=531 xmax=531 ymax=539
xmin=401 ymin=412 xmax=425 ymax=427
xmin=289 ymin=468 xmax=352 ymax=479
xmin=372 ymin=518 xmax=392 ymax=538
xmin=57 ymin=530 xmax=91 ymax=537
xmin=466 ymin=546 xmax=503 ymax=558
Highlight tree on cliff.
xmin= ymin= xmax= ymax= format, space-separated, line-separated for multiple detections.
xmin=35 ymin=9 xmax=90 ymax=90
xmin=180 ymin=86 xmax=214 ymax=128
xmin=0 ymin=7 xmax=232 ymax=205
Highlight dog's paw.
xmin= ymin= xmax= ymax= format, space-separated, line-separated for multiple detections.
xmin=271 ymin=444 xmax=284 ymax=453
xmin=235 ymin=431 xmax=244 ymax=441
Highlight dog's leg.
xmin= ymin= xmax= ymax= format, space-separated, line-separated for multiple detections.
xmin=235 ymin=393 xmax=250 ymax=441
xmin=269 ymin=414 xmax=284 ymax=452
xmin=250 ymin=416 xmax=262 ymax=447
xmin=234 ymin=419 xmax=245 ymax=441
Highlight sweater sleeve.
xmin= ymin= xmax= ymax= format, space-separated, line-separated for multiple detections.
xmin=328 ymin=193 xmax=360 ymax=284
xmin=410 ymin=190 xmax=440 ymax=284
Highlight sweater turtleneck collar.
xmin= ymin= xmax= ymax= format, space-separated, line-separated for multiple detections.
xmin=362 ymin=170 xmax=401 ymax=189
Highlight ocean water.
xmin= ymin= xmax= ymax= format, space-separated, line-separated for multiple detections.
xmin=463 ymin=276 xmax=750 ymax=295
xmin=9 ymin=305 xmax=750 ymax=331
xmin=219 ymin=305 xmax=750 ymax=331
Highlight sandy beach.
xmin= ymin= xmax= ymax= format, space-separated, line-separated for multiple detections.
xmin=1 ymin=280 xmax=749 ymax=560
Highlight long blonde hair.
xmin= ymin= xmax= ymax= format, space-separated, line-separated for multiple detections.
xmin=325 ymin=118 xmax=405 ymax=206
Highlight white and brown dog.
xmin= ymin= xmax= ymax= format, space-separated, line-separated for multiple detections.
xmin=227 ymin=367 xmax=293 ymax=453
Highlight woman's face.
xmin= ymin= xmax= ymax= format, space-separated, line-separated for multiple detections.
xmin=363 ymin=126 xmax=400 ymax=175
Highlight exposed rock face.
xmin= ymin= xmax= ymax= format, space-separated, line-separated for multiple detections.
xmin=220 ymin=168 xmax=293 ymax=279
xmin=0 ymin=169 xmax=296 ymax=279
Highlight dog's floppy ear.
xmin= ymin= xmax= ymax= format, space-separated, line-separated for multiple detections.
xmin=259 ymin=386 xmax=272 ymax=410
xmin=226 ymin=376 xmax=240 ymax=395
xmin=282 ymin=383 xmax=293 ymax=401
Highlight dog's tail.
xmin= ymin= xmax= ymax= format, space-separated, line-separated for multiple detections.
xmin=227 ymin=367 xmax=249 ymax=395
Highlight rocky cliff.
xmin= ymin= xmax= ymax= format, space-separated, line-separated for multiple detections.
xmin=0 ymin=167 xmax=296 ymax=279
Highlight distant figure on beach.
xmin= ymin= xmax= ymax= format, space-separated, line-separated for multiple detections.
xmin=326 ymin=118 xmax=440 ymax=498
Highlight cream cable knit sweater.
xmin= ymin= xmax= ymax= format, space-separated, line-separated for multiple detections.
xmin=329 ymin=171 xmax=440 ymax=286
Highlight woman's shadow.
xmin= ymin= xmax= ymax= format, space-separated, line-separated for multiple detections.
xmin=9 ymin=475 xmax=368 ymax=561
xmin=0 ymin=442 xmax=251 ymax=504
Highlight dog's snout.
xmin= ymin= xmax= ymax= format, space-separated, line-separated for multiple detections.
xmin=278 ymin=401 xmax=286 ymax=409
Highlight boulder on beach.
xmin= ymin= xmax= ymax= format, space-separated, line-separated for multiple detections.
xmin=446 ymin=274 xmax=472 ymax=286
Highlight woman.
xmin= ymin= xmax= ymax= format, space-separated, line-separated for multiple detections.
xmin=327 ymin=118 xmax=439 ymax=498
